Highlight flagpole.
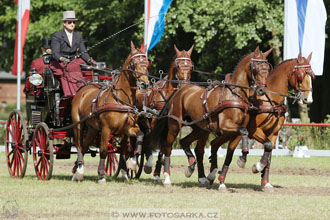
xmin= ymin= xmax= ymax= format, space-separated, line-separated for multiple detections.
xmin=144 ymin=0 xmax=148 ymax=56
xmin=283 ymin=0 xmax=288 ymax=61
xmin=16 ymin=0 xmax=22 ymax=110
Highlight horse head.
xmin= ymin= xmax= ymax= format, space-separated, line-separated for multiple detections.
xmin=127 ymin=41 xmax=150 ymax=89
xmin=247 ymin=46 xmax=272 ymax=96
xmin=173 ymin=44 xmax=194 ymax=86
xmin=290 ymin=52 xmax=315 ymax=104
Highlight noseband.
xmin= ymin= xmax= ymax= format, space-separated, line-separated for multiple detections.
xmin=292 ymin=64 xmax=313 ymax=92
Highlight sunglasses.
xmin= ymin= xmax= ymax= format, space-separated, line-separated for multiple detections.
xmin=66 ymin=21 xmax=76 ymax=24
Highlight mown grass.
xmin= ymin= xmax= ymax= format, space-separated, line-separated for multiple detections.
xmin=1 ymin=153 xmax=330 ymax=220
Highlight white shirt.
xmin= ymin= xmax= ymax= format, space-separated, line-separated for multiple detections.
xmin=64 ymin=29 xmax=73 ymax=47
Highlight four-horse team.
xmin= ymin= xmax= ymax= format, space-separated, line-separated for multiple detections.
xmin=5 ymin=11 xmax=315 ymax=192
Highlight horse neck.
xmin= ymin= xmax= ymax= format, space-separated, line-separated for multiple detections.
xmin=163 ymin=60 xmax=176 ymax=97
xmin=114 ymin=59 xmax=136 ymax=104
xmin=266 ymin=60 xmax=295 ymax=103
xmin=230 ymin=56 xmax=250 ymax=88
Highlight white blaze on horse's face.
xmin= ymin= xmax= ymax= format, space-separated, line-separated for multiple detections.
xmin=299 ymin=75 xmax=313 ymax=105
xmin=175 ymin=57 xmax=193 ymax=84
xmin=130 ymin=53 xmax=149 ymax=87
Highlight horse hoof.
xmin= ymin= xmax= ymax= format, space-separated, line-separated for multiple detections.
xmin=262 ymin=183 xmax=274 ymax=193
xmin=237 ymin=157 xmax=246 ymax=168
xmin=218 ymin=183 xmax=228 ymax=192
xmin=207 ymin=168 xmax=218 ymax=185
xmin=199 ymin=178 xmax=211 ymax=189
xmin=72 ymin=173 xmax=80 ymax=182
xmin=98 ymin=178 xmax=106 ymax=184
xmin=252 ymin=162 xmax=263 ymax=173
xmin=154 ymin=175 xmax=163 ymax=185
xmin=184 ymin=166 xmax=193 ymax=178
xmin=164 ymin=182 xmax=172 ymax=188
xmin=144 ymin=165 xmax=152 ymax=174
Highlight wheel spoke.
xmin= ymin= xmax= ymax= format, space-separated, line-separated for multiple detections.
xmin=43 ymin=157 xmax=49 ymax=176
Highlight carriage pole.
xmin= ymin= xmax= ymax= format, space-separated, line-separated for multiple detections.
xmin=16 ymin=0 xmax=22 ymax=110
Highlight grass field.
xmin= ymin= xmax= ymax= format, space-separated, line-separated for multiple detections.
xmin=0 ymin=153 xmax=330 ymax=220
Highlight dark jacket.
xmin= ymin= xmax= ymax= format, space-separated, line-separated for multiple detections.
xmin=51 ymin=29 xmax=90 ymax=62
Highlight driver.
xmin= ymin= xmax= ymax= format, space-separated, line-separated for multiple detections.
xmin=50 ymin=10 xmax=96 ymax=96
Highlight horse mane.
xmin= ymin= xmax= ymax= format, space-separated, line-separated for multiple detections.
xmin=273 ymin=58 xmax=296 ymax=69
xmin=232 ymin=52 xmax=252 ymax=73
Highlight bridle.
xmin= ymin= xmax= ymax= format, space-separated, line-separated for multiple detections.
xmin=292 ymin=63 xmax=314 ymax=92
xmin=128 ymin=53 xmax=150 ymax=89
xmin=174 ymin=57 xmax=194 ymax=83
xmin=249 ymin=58 xmax=271 ymax=96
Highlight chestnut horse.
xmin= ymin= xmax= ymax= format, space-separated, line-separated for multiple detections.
xmin=208 ymin=52 xmax=314 ymax=192
xmin=134 ymin=44 xmax=194 ymax=177
xmin=151 ymin=47 xmax=272 ymax=187
xmin=71 ymin=42 xmax=149 ymax=183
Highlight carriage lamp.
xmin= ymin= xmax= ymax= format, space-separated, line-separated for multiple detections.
xmin=29 ymin=73 xmax=43 ymax=86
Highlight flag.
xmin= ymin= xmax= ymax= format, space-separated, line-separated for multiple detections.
xmin=11 ymin=0 xmax=30 ymax=75
xmin=284 ymin=0 xmax=327 ymax=76
xmin=144 ymin=0 xmax=172 ymax=51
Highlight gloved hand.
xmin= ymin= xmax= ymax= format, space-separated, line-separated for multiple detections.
xmin=87 ymin=57 xmax=97 ymax=66
xmin=60 ymin=57 xmax=70 ymax=65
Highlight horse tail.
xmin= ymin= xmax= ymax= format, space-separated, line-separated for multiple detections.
xmin=151 ymin=91 xmax=177 ymax=150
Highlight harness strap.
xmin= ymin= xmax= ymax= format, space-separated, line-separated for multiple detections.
xmin=96 ymin=103 xmax=135 ymax=114
xmin=164 ymin=100 xmax=250 ymax=127
xmin=257 ymin=104 xmax=288 ymax=117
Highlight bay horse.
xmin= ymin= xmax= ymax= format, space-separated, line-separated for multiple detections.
xmin=71 ymin=41 xmax=149 ymax=183
xmin=151 ymin=47 xmax=272 ymax=187
xmin=133 ymin=44 xmax=194 ymax=177
xmin=208 ymin=52 xmax=314 ymax=192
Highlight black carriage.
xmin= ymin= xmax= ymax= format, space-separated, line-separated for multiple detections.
xmin=5 ymin=59 xmax=144 ymax=180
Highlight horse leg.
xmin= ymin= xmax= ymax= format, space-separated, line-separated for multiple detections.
xmin=237 ymin=128 xmax=250 ymax=168
xmin=163 ymin=120 xmax=181 ymax=187
xmin=97 ymin=127 xmax=112 ymax=184
xmin=126 ymin=131 xmax=144 ymax=172
xmin=217 ymin=136 xmax=242 ymax=191
xmin=72 ymin=123 xmax=85 ymax=182
xmin=153 ymin=151 xmax=163 ymax=184
xmin=194 ymin=132 xmax=211 ymax=188
xmin=119 ymin=136 xmax=129 ymax=181
xmin=252 ymin=138 xmax=272 ymax=173
xmin=142 ymin=134 xmax=153 ymax=174
xmin=179 ymin=128 xmax=203 ymax=178
xmin=207 ymin=135 xmax=229 ymax=185
xmin=261 ymin=154 xmax=273 ymax=192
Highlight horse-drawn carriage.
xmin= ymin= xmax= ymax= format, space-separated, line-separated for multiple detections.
xmin=5 ymin=45 xmax=147 ymax=181
xmin=5 ymin=39 xmax=315 ymax=191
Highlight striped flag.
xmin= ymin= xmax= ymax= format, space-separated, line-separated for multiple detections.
xmin=144 ymin=0 xmax=172 ymax=52
xmin=11 ymin=0 xmax=30 ymax=75
xmin=284 ymin=0 xmax=327 ymax=76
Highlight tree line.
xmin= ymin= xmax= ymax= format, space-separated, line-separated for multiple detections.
xmin=0 ymin=0 xmax=329 ymax=121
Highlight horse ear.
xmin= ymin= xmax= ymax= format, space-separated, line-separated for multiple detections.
xmin=297 ymin=52 xmax=302 ymax=60
xmin=131 ymin=41 xmax=137 ymax=52
xmin=187 ymin=44 xmax=194 ymax=57
xmin=307 ymin=52 xmax=313 ymax=63
xmin=263 ymin=47 xmax=273 ymax=58
xmin=174 ymin=44 xmax=180 ymax=55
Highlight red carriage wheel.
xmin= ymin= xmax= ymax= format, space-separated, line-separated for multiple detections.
xmin=32 ymin=122 xmax=54 ymax=180
xmin=105 ymin=144 xmax=120 ymax=177
xmin=5 ymin=110 xmax=28 ymax=178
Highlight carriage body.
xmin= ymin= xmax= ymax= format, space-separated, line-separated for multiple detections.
xmin=5 ymin=59 xmax=121 ymax=180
